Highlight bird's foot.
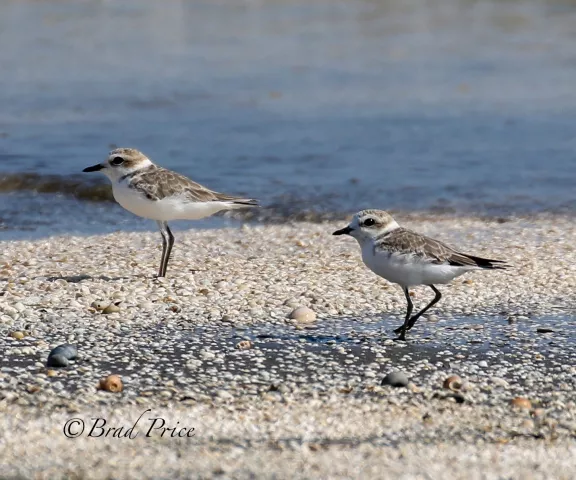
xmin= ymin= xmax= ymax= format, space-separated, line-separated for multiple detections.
xmin=393 ymin=325 xmax=408 ymax=341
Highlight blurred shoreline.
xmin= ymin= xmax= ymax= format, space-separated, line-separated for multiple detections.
xmin=0 ymin=168 xmax=574 ymax=240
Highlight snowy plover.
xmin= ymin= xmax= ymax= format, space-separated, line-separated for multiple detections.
xmin=83 ymin=148 xmax=259 ymax=277
xmin=333 ymin=210 xmax=507 ymax=340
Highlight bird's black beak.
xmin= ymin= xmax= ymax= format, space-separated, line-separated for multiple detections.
xmin=333 ymin=226 xmax=353 ymax=236
xmin=82 ymin=164 xmax=104 ymax=173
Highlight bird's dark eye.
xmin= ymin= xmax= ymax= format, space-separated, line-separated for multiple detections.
xmin=363 ymin=218 xmax=376 ymax=227
xmin=111 ymin=156 xmax=124 ymax=166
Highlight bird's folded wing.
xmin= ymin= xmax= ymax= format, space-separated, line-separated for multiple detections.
xmin=374 ymin=228 xmax=477 ymax=266
xmin=130 ymin=168 xmax=241 ymax=203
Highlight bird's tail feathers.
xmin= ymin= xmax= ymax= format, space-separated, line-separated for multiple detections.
xmin=226 ymin=198 xmax=260 ymax=208
xmin=462 ymin=254 xmax=509 ymax=270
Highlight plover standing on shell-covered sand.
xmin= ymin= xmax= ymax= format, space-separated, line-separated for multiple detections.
xmin=83 ymin=148 xmax=259 ymax=277
xmin=333 ymin=209 xmax=508 ymax=340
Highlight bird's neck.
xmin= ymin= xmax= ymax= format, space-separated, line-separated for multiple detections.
xmin=353 ymin=222 xmax=400 ymax=248
xmin=376 ymin=221 xmax=400 ymax=238
xmin=117 ymin=162 xmax=156 ymax=183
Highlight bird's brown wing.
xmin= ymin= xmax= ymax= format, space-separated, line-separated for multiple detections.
xmin=130 ymin=167 xmax=257 ymax=205
xmin=375 ymin=228 xmax=506 ymax=268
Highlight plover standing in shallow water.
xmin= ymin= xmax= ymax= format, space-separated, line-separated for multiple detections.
xmin=333 ymin=210 xmax=507 ymax=340
xmin=83 ymin=148 xmax=259 ymax=277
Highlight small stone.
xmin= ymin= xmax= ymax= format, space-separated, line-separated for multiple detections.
xmin=532 ymin=408 xmax=546 ymax=418
xmin=235 ymin=340 xmax=253 ymax=350
xmin=536 ymin=328 xmax=554 ymax=334
xmin=216 ymin=390 xmax=233 ymax=400
xmin=284 ymin=297 xmax=299 ymax=307
xmin=98 ymin=375 xmax=123 ymax=393
xmin=442 ymin=375 xmax=462 ymax=391
xmin=49 ymin=344 xmax=78 ymax=360
xmin=521 ymin=419 xmax=535 ymax=430
xmin=277 ymin=384 xmax=291 ymax=394
xmin=491 ymin=377 xmax=509 ymax=388
xmin=478 ymin=360 xmax=488 ymax=368
xmin=200 ymin=350 xmax=216 ymax=360
xmin=381 ymin=371 xmax=409 ymax=388
xmin=450 ymin=392 xmax=466 ymax=404
xmin=9 ymin=331 xmax=25 ymax=340
xmin=91 ymin=301 xmax=107 ymax=311
xmin=560 ymin=421 xmax=576 ymax=432
xmin=26 ymin=385 xmax=41 ymax=394
xmin=408 ymin=383 xmax=420 ymax=393
xmin=46 ymin=354 xmax=69 ymax=368
xmin=269 ymin=383 xmax=290 ymax=394
xmin=511 ymin=397 xmax=532 ymax=410
xmin=289 ymin=307 xmax=316 ymax=324
xmin=102 ymin=304 xmax=121 ymax=314
xmin=46 ymin=370 xmax=58 ymax=377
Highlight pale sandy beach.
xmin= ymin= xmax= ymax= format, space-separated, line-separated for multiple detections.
xmin=0 ymin=215 xmax=575 ymax=479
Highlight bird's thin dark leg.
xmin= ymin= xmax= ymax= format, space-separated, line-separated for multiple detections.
xmin=157 ymin=221 xmax=168 ymax=278
xmin=406 ymin=285 xmax=442 ymax=331
xmin=394 ymin=287 xmax=413 ymax=341
xmin=163 ymin=223 xmax=175 ymax=277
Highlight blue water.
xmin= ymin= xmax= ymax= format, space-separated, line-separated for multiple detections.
xmin=1 ymin=0 xmax=576 ymax=238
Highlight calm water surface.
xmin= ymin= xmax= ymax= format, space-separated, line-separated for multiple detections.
xmin=1 ymin=0 xmax=576 ymax=238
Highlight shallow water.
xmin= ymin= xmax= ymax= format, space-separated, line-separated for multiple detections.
xmin=1 ymin=0 xmax=576 ymax=238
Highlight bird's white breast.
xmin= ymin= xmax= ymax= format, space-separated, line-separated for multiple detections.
xmin=112 ymin=182 xmax=229 ymax=221
xmin=361 ymin=242 xmax=472 ymax=287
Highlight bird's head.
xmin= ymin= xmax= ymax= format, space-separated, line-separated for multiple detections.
xmin=333 ymin=209 xmax=399 ymax=243
xmin=83 ymin=148 xmax=152 ymax=181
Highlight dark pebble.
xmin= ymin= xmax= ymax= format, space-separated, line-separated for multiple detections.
xmin=46 ymin=354 xmax=69 ymax=368
xmin=433 ymin=391 xmax=467 ymax=404
xmin=269 ymin=383 xmax=290 ymax=394
xmin=450 ymin=392 xmax=466 ymax=404
xmin=536 ymin=328 xmax=554 ymax=334
xmin=49 ymin=344 xmax=78 ymax=360
xmin=381 ymin=371 xmax=409 ymax=388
